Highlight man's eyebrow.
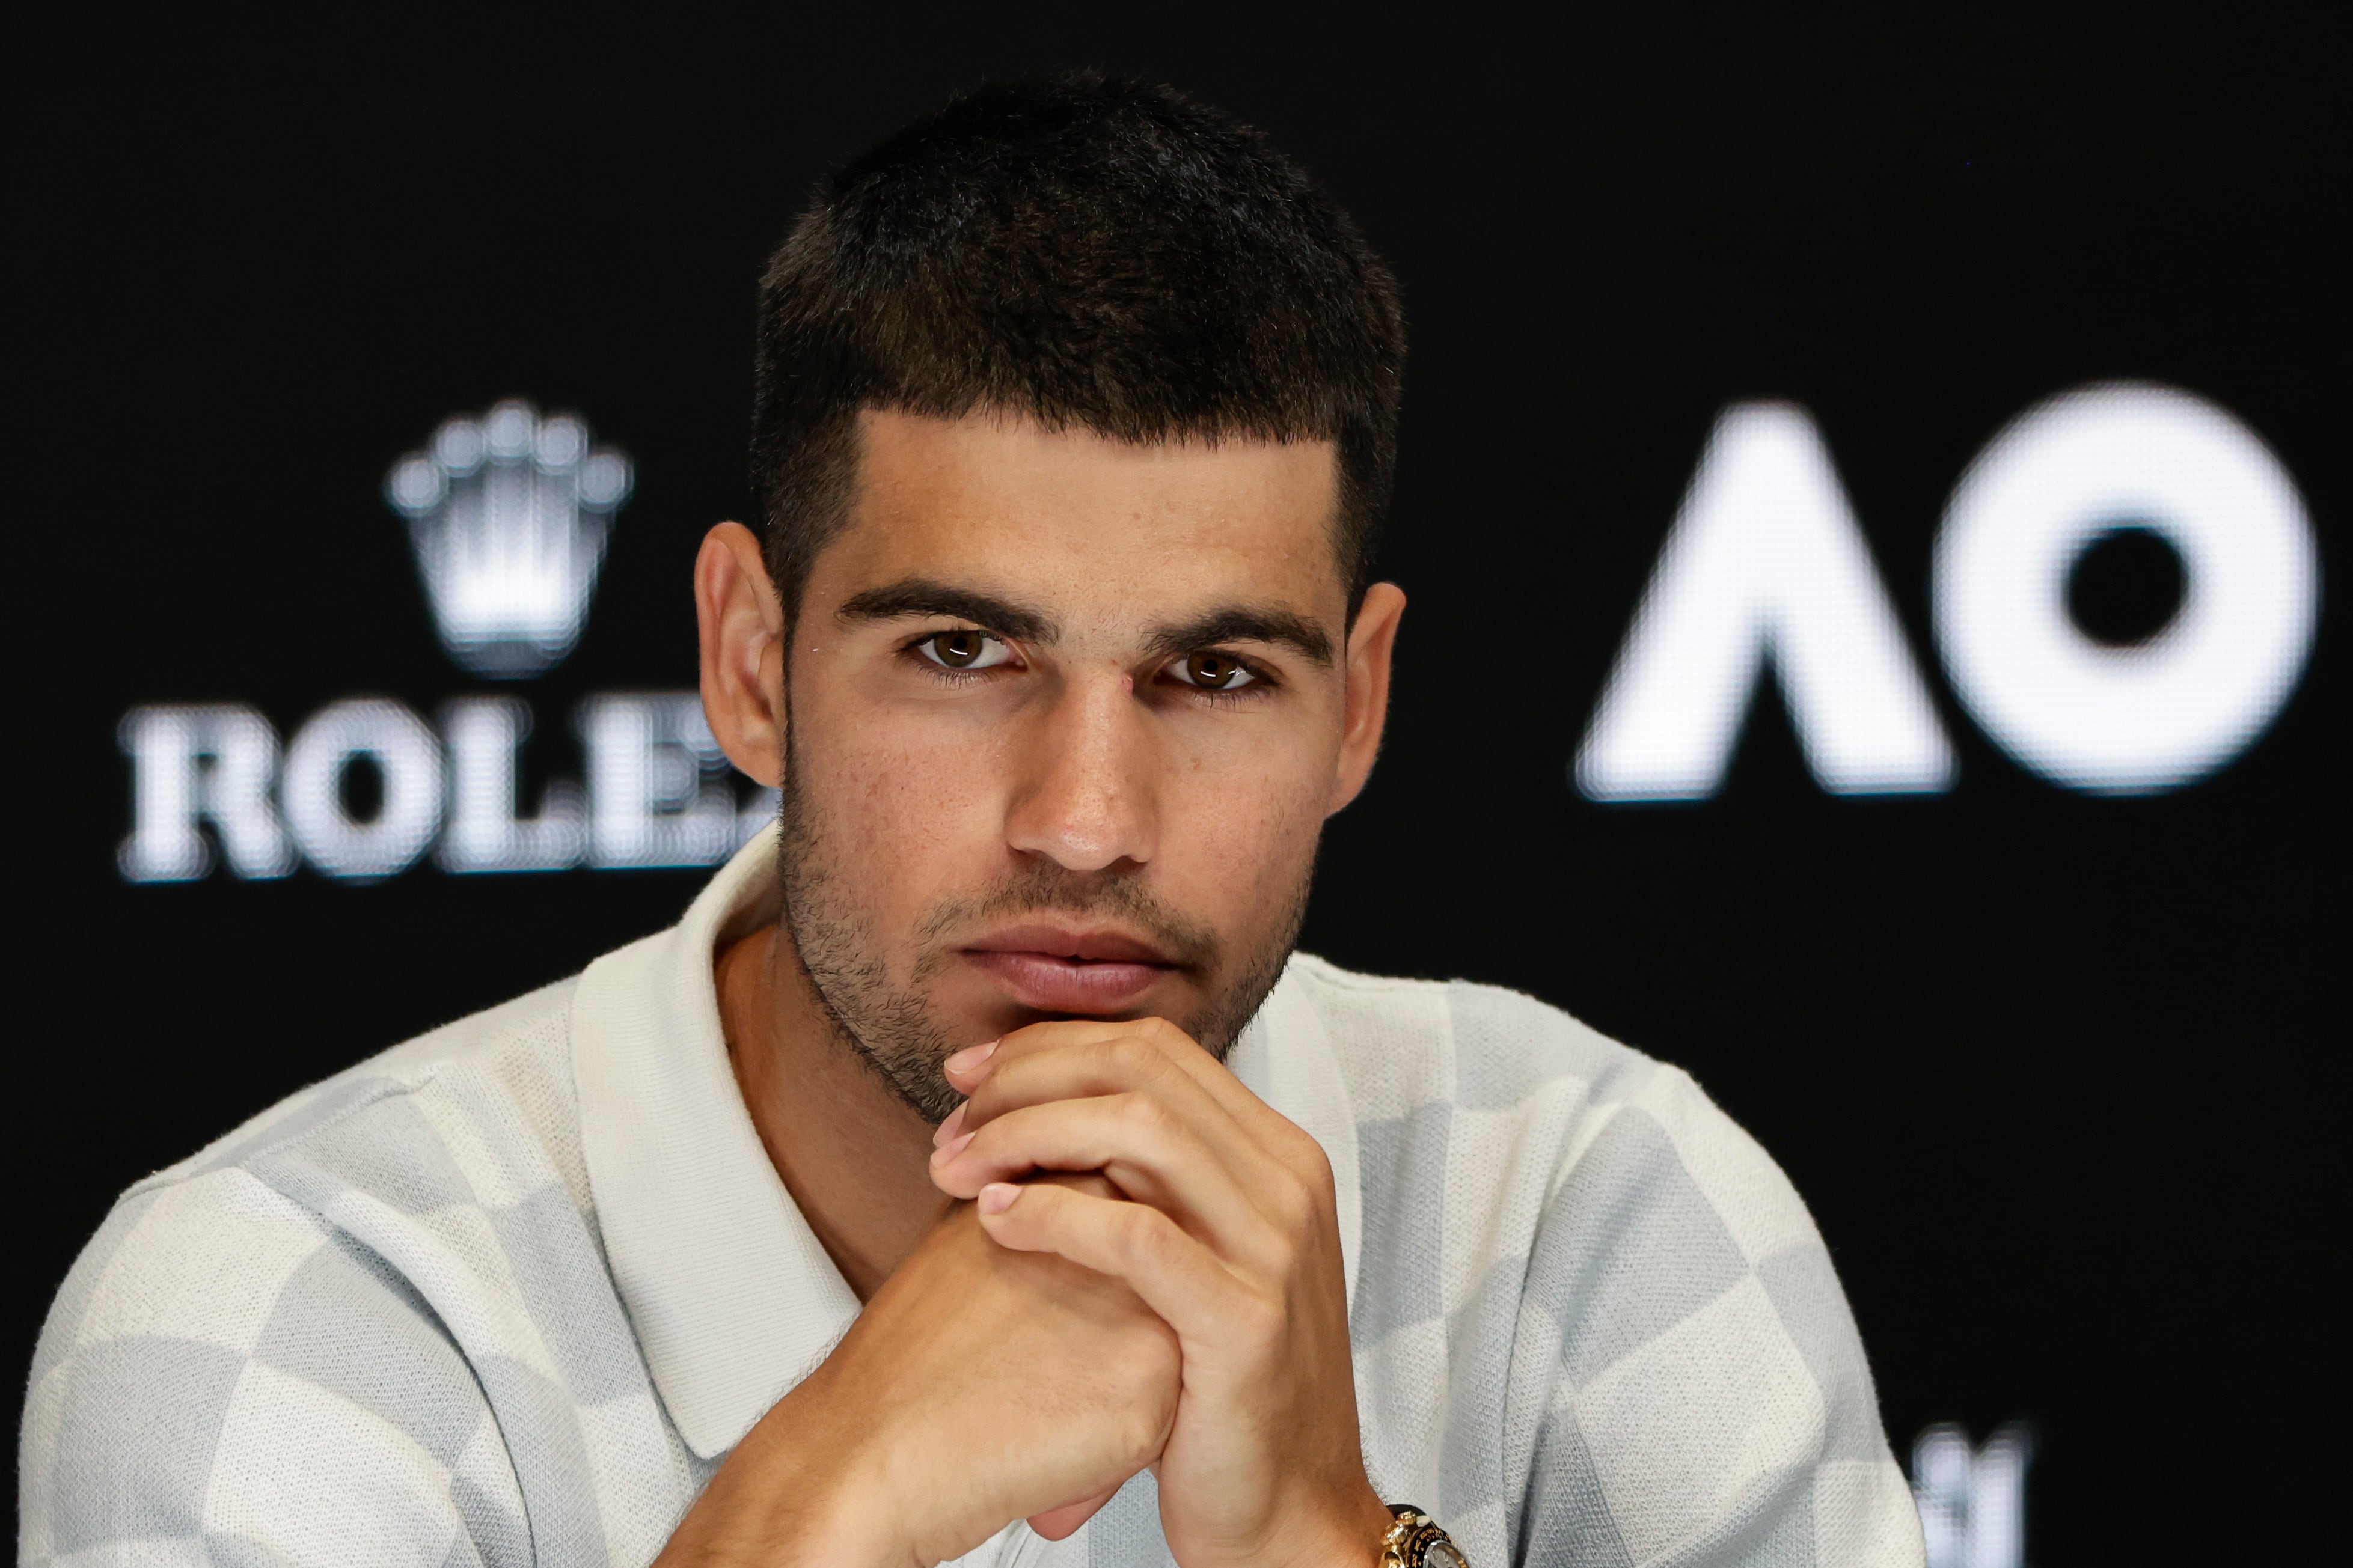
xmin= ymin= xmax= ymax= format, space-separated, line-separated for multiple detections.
xmin=1144 ymin=605 xmax=1335 ymax=668
xmin=834 ymin=578 xmax=1059 ymax=644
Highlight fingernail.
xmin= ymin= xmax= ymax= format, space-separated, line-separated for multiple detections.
xmin=979 ymin=1182 xmax=1021 ymax=1215
xmin=930 ymin=1130 xmax=973 ymax=1164
xmin=944 ymin=1040 xmax=999 ymax=1077
xmin=932 ymin=1103 xmax=967 ymax=1147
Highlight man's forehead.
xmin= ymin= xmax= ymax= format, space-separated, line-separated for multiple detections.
xmin=827 ymin=408 xmax=1349 ymax=630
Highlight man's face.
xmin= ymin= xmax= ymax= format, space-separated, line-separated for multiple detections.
xmin=763 ymin=409 xmax=1395 ymax=1121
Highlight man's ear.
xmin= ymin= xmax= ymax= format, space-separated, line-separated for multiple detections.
xmin=1329 ymin=582 xmax=1406 ymax=815
xmin=696 ymin=522 xmax=788 ymax=787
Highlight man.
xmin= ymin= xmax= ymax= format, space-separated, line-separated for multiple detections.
xmin=22 ymin=75 xmax=1925 ymax=1568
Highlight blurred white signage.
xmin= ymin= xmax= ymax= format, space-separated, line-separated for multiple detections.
xmin=1912 ymin=1421 xmax=2034 ymax=1568
xmin=120 ymin=400 xmax=774 ymax=885
xmin=388 ymin=400 xmax=632 ymax=679
xmin=1579 ymin=382 xmax=2319 ymax=800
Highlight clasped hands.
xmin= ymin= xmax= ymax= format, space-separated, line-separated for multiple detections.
xmin=666 ymin=1019 xmax=1388 ymax=1568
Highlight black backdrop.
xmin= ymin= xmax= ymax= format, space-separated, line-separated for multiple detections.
xmin=13 ymin=7 xmax=2345 ymax=1563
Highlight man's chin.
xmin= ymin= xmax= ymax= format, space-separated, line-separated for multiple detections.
xmin=843 ymin=966 xmax=1256 ymax=1124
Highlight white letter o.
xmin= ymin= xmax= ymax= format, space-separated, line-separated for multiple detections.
xmin=283 ymin=699 xmax=445 ymax=879
xmin=1934 ymin=383 xmax=2318 ymax=794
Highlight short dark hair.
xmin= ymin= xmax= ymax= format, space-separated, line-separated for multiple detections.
xmin=750 ymin=72 xmax=1406 ymax=623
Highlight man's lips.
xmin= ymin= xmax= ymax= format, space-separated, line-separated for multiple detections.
xmin=959 ymin=923 xmax=1179 ymax=1013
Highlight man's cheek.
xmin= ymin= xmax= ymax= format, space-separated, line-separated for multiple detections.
xmin=1175 ymin=770 xmax=1323 ymax=917
xmin=796 ymin=761 xmax=980 ymax=962
xmin=869 ymin=776 xmax=985 ymax=865
xmin=831 ymin=724 xmax=1008 ymax=856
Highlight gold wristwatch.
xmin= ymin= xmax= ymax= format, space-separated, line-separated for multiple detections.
xmin=1378 ymin=1504 xmax=1467 ymax=1568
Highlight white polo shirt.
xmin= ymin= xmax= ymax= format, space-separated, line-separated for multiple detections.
xmin=21 ymin=829 xmax=1926 ymax=1567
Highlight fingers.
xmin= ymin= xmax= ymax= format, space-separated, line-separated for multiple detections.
xmin=947 ymin=1017 xmax=1281 ymax=1142
xmin=933 ymin=1019 xmax=1339 ymax=1274
xmin=935 ymin=1094 xmax=1189 ymax=1202
xmin=932 ymin=1017 xmax=1341 ymax=1303
xmin=960 ymin=1037 xmax=1253 ymax=1170
xmin=953 ymin=1022 xmax=1316 ymax=1188
xmin=976 ymin=1178 xmax=1246 ymax=1344
xmin=932 ymin=1096 xmax=1291 ymax=1274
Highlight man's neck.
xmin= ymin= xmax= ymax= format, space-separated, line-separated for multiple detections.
xmin=714 ymin=924 xmax=947 ymax=1300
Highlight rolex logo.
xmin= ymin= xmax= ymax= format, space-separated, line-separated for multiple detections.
xmin=121 ymin=398 xmax=773 ymax=885
xmin=386 ymin=398 xmax=634 ymax=679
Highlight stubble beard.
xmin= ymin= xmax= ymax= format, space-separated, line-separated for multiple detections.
xmin=772 ymin=745 xmax=1314 ymax=1125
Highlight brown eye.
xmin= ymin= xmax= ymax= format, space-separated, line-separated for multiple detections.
xmin=917 ymin=630 xmax=1011 ymax=671
xmin=1176 ymin=651 xmax=1258 ymax=691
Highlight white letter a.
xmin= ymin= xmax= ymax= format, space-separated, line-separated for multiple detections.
xmin=1576 ymin=404 xmax=1954 ymax=800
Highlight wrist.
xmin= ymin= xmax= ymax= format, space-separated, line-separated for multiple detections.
xmin=1247 ymin=1472 xmax=1395 ymax=1568
xmin=664 ymin=1368 xmax=915 ymax=1568
xmin=778 ymin=1442 xmax=913 ymax=1568
xmin=1333 ymin=1482 xmax=1406 ymax=1568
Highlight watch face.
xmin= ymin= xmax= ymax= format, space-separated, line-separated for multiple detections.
xmin=1423 ymin=1539 xmax=1469 ymax=1568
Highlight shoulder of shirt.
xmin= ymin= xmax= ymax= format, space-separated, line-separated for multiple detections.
xmin=1282 ymin=951 xmax=1669 ymax=1116
xmin=1280 ymin=953 xmax=1810 ymax=1239
xmin=26 ymin=966 xmax=620 ymax=1418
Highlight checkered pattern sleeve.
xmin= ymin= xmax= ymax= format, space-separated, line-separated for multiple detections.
xmin=1315 ymin=968 xmax=1924 ymax=1568
xmin=1505 ymin=1058 xmax=1924 ymax=1566
xmin=20 ymin=1159 xmax=530 ymax=1566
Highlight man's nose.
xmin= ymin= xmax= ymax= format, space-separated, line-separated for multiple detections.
xmin=1002 ymin=670 xmax=1160 ymax=873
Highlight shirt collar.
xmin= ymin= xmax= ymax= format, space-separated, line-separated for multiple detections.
xmin=572 ymin=826 xmax=854 ymax=1459
xmin=572 ymin=826 xmax=1362 ymax=1459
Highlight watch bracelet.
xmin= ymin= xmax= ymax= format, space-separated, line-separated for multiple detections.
xmin=1378 ymin=1504 xmax=1454 ymax=1568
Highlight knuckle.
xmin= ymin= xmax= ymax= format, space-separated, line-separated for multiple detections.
xmin=1270 ymin=1177 xmax=1317 ymax=1235
xmin=1119 ymin=1203 xmax=1174 ymax=1263
xmin=1296 ymin=1132 xmax=1335 ymax=1186
xmin=1115 ymin=1034 xmax=1169 ymax=1078
xmin=1088 ymin=1037 xmax=1136 ymax=1081
xmin=1233 ymin=1292 xmax=1287 ymax=1352
xmin=962 ymin=1077 xmax=1017 ymax=1126
xmin=1114 ymin=1089 xmax=1167 ymax=1139
xmin=1112 ymin=1382 xmax=1173 ymax=1465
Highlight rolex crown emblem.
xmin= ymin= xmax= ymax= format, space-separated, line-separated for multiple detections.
xmin=386 ymin=398 xmax=634 ymax=679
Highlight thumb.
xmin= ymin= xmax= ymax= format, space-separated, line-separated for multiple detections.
xmin=1027 ymin=1486 xmax=1122 ymax=1541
